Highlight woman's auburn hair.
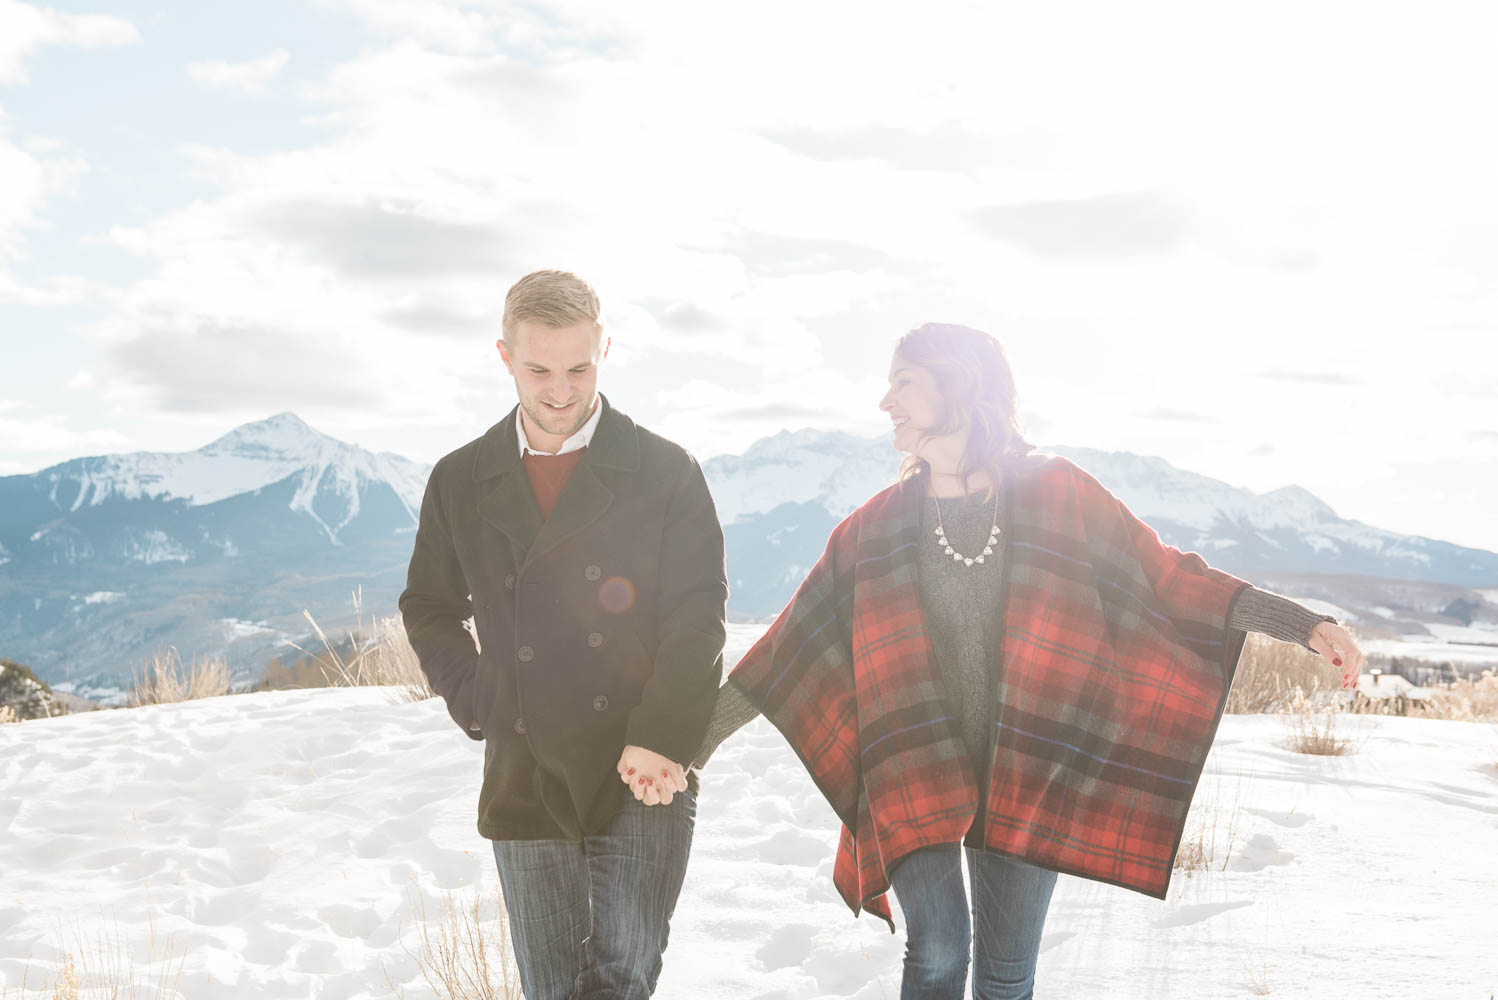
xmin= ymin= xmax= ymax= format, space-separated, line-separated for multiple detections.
xmin=894 ymin=322 xmax=1034 ymax=495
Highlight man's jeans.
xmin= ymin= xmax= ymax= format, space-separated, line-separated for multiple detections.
xmin=491 ymin=788 xmax=696 ymax=1000
xmin=888 ymin=845 xmax=1057 ymax=1000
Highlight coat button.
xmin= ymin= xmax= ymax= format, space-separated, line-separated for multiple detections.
xmin=592 ymin=695 xmax=608 ymax=711
xmin=513 ymin=718 xmax=527 ymax=735
xmin=517 ymin=646 xmax=534 ymax=662
xmin=585 ymin=565 xmax=601 ymax=581
xmin=504 ymin=574 xmax=515 ymax=590
xmin=587 ymin=632 xmax=604 ymax=648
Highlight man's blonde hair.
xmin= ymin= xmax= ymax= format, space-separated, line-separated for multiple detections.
xmin=502 ymin=270 xmax=601 ymax=342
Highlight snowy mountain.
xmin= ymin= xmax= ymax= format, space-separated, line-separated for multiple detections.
xmin=4 ymin=418 xmax=1496 ymax=691
xmin=7 ymin=412 xmax=427 ymax=560
xmin=702 ymin=432 xmax=1498 ymax=617
xmin=0 ymin=414 xmax=431 ymax=694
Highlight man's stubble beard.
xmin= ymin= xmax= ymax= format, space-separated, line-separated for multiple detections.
xmin=520 ymin=393 xmax=595 ymax=441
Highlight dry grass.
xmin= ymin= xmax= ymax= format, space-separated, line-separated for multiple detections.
xmin=1174 ymin=775 xmax=1243 ymax=874
xmin=0 ymin=919 xmax=182 ymax=1000
xmin=1280 ymin=687 xmax=1356 ymax=755
xmin=1226 ymin=633 xmax=1345 ymax=715
xmin=386 ymin=887 xmax=521 ymax=1000
xmin=1244 ymin=956 xmax=1273 ymax=996
xmin=1229 ymin=630 xmax=1498 ymax=728
xmin=0 ymin=704 xmax=17 ymax=725
xmin=281 ymin=589 xmax=435 ymax=703
xmin=126 ymin=648 xmax=231 ymax=707
xmin=1420 ymin=669 xmax=1498 ymax=721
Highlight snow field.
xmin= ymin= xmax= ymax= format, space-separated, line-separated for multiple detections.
xmin=1 ymin=684 xmax=1494 ymax=998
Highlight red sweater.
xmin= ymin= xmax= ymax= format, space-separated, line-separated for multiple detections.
xmin=522 ymin=449 xmax=586 ymax=519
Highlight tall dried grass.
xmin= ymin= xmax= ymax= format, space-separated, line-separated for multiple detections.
xmin=0 ymin=919 xmax=182 ymax=1000
xmin=1281 ymin=709 xmax=1355 ymax=756
xmin=1226 ymin=632 xmax=1345 ymax=715
xmin=1228 ymin=632 xmax=1498 ymax=724
xmin=1174 ymin=775 xmax=1244 ymax=874
xmin=386 ymin=888 xmax=521 ymax=1000
xmin=1420 ymin=668 xmax=1498 ymax=721
xmin=282 ymin=589 xmax=435 ymax=704
xmin=0 ymin=704 xmax=17 ymax=725
xmin=126 ymin=648 xmax=231 ymax=707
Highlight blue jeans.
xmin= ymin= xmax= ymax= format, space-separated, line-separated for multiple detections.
xmin=888 ymin=845 xmax=1058 ymax=1000
xmin=491 ymin=789 xmax=696 ymax=1000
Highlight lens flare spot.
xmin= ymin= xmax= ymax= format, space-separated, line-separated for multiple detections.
xmin=599 ymin=576 xmax=636 ymax=614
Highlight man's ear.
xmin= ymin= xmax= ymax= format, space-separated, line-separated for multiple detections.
xmin=497 ymin=337 xmax=513 ymax=373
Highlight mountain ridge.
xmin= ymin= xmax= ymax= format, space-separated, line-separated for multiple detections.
xmin=2 ymin=415 xmax=1495 ymax=690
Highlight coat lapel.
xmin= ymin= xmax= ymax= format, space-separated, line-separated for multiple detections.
xmin=472 ymin=409 xmax=543 ymax=558
xmin=471 ymin=396 xmax=641 ymax=573
xmin=523 ymin=396 xmax=639 ymax=570
xmin=522 ymin=462 xmax=612 ymax=572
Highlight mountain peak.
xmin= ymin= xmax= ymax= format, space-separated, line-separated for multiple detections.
xmin=203 ymin=412 xmax=333 ymax=459
xmin=1261 ymin=483 xmax=1340 ymax=521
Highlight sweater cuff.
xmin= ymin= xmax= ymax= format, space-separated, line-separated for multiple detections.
xmin=691 ymin=679 xmax=762 ymax=769
xmin=1228 ymin=585 xmax=1336 ymax=650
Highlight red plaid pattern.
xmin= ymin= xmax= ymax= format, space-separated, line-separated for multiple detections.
xmin=729 ymin=454 xmax=1249 ymax=929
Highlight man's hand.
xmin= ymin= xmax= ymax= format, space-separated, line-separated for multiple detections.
xmin=1309 ymin=622 xmax=1366 ymax=688
xmin=616 ymin=745 xmax=687 ymax=806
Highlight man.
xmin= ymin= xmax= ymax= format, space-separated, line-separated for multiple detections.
xmin=400 ymin=269 xmax=727 ymax=998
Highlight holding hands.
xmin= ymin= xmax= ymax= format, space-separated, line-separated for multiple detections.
xmin=617 ymin=744 xmax=688 ymax=806
xmin=1309 ymin=621 xmax=1366 ymax=688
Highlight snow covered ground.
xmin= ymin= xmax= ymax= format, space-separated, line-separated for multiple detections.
xmin=2 ymin=643 xmax=1495 ymax=998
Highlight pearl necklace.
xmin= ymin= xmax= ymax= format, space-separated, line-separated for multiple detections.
xmin=933 ymin=491 xmax=1000 ymax=567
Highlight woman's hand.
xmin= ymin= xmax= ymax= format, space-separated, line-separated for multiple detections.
xmin=1308 ymin=622 xmax=1365 ymax=688
xmin=616 ymin=745 xmax=687 ymax=806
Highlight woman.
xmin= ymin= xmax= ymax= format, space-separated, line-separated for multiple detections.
xmin=631 ymin=323 xmax=1364 ymax=999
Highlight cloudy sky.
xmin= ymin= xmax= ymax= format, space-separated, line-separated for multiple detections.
xmin=2 ymin=0 xmax=1496 ymax=552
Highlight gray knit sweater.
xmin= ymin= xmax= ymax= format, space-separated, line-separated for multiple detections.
xmin=694 ymin=492 xmax=1333 ymax=769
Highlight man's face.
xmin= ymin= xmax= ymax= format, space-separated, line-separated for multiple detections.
xmin=497 ymin=319 xmax=610 ymax=447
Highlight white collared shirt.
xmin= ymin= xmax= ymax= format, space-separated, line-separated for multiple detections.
xmin=516 ymin=397 xmax=603 ymax=457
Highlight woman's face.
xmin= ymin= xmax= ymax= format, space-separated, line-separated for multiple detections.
xmin=880 ymin=355 xmax=948 ymax=456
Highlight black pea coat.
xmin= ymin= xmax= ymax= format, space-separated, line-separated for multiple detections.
xmin=399 ymin=395 xmax=728 ymax=841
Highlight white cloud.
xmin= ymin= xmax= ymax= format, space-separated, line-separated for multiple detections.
xmin=0 ymin=2 xmax=137 ymax=303
xmin=0 ymin=413 xmax=130 ymax=471
xmin=186 ymin=50 xmax=289 ymax=95
xmin=22 ymin=0 xmax=1492 ymax=549
xmin=0 ymin=113 xmax=91 ymax=304
xmin=0 ymin=0 xmax=139 ymax=85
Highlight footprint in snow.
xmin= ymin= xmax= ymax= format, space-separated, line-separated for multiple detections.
xmin=1153 ymin=899 xmax=1254 ymax=928
xmin=759 ymin=827 xmax=828 ymax=867
xmin=1243 ymin=807 xmax=1312 ymax=828
xmin=1228 ymin=833 xmax=1295 ymax=872
xmin=756 ymin=923 xmax=817 ymax=971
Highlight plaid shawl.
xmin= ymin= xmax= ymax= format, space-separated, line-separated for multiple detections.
xmin=728 ymin=453 xmax=1250 ymax=929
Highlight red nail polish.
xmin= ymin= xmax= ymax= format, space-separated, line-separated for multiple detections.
xmin=1333 ymin=657 xmax=1343 ymax=667
xmin=661 ymin=770 xmax=669 ymax=777
xmin=638 ymin=777 xmax=646 ymax=784
xmin=627 ymin=768 xmax=635 ymax=775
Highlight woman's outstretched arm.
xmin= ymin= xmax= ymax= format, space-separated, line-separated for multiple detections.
xmin=1227 ymin=586 xmax=1332 ymax=647
xmin=692 ymin=584 xmax=1361 ymax=770
xmin=691 ymin=679 xmax=761 ymax=768
xmin=1228 ymin=585 xmax=1365 ymax=684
